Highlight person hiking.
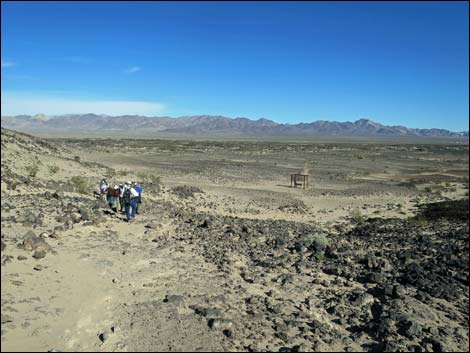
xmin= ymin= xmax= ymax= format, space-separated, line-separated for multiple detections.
xmin=134 ymin=182 xmax=143 ymax=214
xmin=99 ymin=179 xmax=108 ymax=202
xmin=119 ymin=183 xmax=126 ymax=213
xmin=106 ymin=184 xmax=115 ymax=211
xmin=123 ymin=181 xmax=139 ymax=222
xmin=113 ymin=185 xmax=120 ymax=213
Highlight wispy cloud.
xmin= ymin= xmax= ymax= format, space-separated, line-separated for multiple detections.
xmin=1 ymin=60 xmax=17 ymax=68
xmin=52 ymin=56 xmax=92 ymax=64
xmin=2 ymin=74 xmax=36 ymax=80
xmin=1 ymin=92 xmax=166 ymax=116
xmin=124 ymin=66 xmax=141 ymax=74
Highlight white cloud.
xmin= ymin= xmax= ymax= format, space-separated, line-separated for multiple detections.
xmin=124 ymin=66 xmax=141 ymax=74
xmin=1 ymin=60 xmax=16 ymax=68
xmin=1 ymin=92 xmax=166 ymax=116
xmin=54 ymin=56 xmax=92 ymax=64
xmin=2 ymin=74 xmax=35 ymax=80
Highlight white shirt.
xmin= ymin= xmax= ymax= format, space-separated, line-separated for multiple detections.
xmin=130 ymin=187 xmax=139 ymax=198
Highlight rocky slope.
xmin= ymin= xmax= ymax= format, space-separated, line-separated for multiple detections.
xmin=1 ymin=128 xmax=468 ymax=352
xmin=1 ymin=114 xmax=468 ymax=138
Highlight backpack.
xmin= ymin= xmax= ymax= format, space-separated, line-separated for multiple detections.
xmin=114 ymin=188 xmax=120 ymax=197
xmin=107 ymin=187 xmax=114 ymax=196
xmin=123 ymin=188 xmax=131 ymax=204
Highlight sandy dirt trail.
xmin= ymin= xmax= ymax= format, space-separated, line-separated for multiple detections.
xmin=1 ymin=212 xmax=226 ymax=352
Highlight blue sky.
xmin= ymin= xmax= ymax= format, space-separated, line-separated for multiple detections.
xmin=1 ymin=1 xmax=469 ymax=131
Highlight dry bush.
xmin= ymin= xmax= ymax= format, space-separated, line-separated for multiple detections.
xmin=48 ymin=165 xmax=60 ymax=174
xmin=350 ymin=208 xmax=366 ymax=224
xmin=70 ymin=175 xmax=91 ymax=194
xmin=118 ymin=168 xmax=131 ymax=176
xmin=137 ymin=172 xmax=161 ymax=185
xmin=25 ymin=164 xmax=39 ymax=177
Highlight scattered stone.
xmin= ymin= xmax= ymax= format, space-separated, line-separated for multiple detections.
xmin=163 ymin=294 xmax=184 ymax=307
xmin=199 ymin=219 xmax=212 ymax=228
xmin=52 ymin=190 xmax=64 ymax=199
xmin=1 ymin=314 xmax=13 ymax=324
xmin=191 ymin=306 xmax=223 ymax=318
xmin=208 ymin=318 xmax=234 ymax=331
xmin=32 ymin=250 xmax=47 ymax=259
xmin=98 ymin=332 xmax=110 ymax=344
xmin=402 ymin=320 xmax=422 ymax=338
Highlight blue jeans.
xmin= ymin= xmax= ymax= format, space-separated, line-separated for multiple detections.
xmin=107 ymin=195 xmax=114 ymax=208
xmin=136 ymin=196 xmax=141 ymax=213
xmin=125 ymin=198 xmax=138 ymax=221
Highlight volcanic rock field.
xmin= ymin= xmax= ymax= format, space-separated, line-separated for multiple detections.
xmin=1 ymin=127 xmax=469 ymax=352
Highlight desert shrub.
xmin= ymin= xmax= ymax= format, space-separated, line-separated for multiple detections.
xmin=424 ymin=186 xmax=433 ymax=193
xmin=296 ymin=233 xmax=329 ymax=255
xmin=279 ymin=199 xmax=307 ymax=213
xmin=70 ymin=176 xmax=91 ymax=195
xmin=350 ymin=208 xmax=366 ymax=224
xmin=137 ymin=172 xmax=161 ymax=185
xmin=48 ymin=165 xmax=60 ymax=174
xmin=445 ymin=182 xmax=452 ymax=187
xmin=118 ymin=168 xmax=131 ymax=176
xmin=171 ymin=185 xmax=203 ymax=198
xmin=107 ymin=168 xmax=117 ymax=178
xmin=25 ymin=164 xmax=39 ymax=177
xmin=73 ymin=155 xmax=81 ymax=162
xmin=313 ymin=252 xmax=325 ymax=261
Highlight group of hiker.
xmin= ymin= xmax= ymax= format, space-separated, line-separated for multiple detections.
xmin=99 ymin=179 xmax=143 ymax=222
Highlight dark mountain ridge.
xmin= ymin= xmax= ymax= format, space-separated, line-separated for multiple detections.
xmin=1 ymin=114 xmax=468 ymax=138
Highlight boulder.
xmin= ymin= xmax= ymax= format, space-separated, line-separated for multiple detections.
xmin=33 ymin=250 xmax=47 ymax=259
xmin=208 ymin=318 xmax=234 ymax=331
xmin=20 ymin=231 xmax=52 ymax=252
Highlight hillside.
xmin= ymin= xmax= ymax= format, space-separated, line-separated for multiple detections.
xmin=1 ymin=127 xmax=468 ymax=352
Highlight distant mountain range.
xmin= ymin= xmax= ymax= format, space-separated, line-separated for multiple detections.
xmin=1 ymin=114 xmax=468 ymax=138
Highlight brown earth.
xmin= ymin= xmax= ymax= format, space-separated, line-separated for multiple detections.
xmin=1 ymin=128 xmax=468 ymax=352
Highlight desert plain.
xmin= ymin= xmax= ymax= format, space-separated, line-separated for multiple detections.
xmin=1 ymin=128 xmax=469 ymax=352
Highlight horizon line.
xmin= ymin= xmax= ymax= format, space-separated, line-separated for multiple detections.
xmin=1 ymin=113 xmax=468 ymax=133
